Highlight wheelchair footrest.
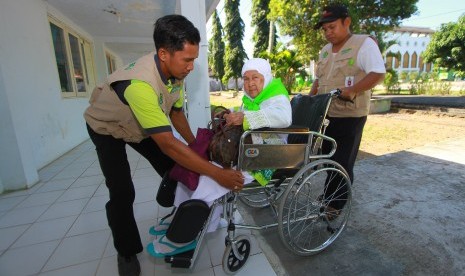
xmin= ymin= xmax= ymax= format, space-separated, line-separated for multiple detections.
xmin=164 ymin=249 xmax=195 ymax=268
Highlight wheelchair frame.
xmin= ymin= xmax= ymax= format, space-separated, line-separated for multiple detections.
xmin=164 ymin=90 xmax=353 ymax=274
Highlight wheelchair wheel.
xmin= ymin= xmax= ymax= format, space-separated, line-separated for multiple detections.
xmin=278 ymin=159 xmax=352 ymax=256
xmin=222 ymin=235 xmax=251 ymax=274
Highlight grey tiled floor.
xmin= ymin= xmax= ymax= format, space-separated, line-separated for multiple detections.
xmin=0 ymin=140 xmax=276 ymax=276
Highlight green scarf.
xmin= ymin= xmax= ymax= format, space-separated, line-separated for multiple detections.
xmin=242 ymin=78 xmax=289 ymax=111
xmin=242 ymin=78 xmax=289 ymax=186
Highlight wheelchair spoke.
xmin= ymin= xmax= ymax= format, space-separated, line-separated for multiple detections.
xmin=278 ymin=159 xmax=352 ymax=256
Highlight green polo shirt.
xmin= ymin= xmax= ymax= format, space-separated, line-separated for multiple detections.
xmin=124 ymin=79 xmax=184 ymax=135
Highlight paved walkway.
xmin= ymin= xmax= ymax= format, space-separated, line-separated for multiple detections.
xmin=0 ymin=141 xmax=276 ymax=276
xmin=245 ymin=136 xmax=465 ymax=275
xmin=1 ymin=122 xmax=464 ymax=275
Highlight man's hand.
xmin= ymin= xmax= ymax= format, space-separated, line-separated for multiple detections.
xmin=340 ymin=72 xmax=385 ymax=102
xmin=152 ymin=132 xmax=244 ymax=191
xmin=214 ymin=168 xmax=244 ymax=192
xmin=340 ymin=87 xmax=356 ymax=101
xmin=224 ymin=112 xmax=244 ymax=126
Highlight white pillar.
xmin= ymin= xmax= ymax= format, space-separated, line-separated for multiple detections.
xmin=180 ymin=0 xmax=211 ymax=131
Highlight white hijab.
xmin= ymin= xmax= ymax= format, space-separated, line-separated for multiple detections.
xmin=241 ymin=58 xmax=273 ymax=88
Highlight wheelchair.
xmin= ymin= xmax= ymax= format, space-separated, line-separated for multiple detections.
xmin=161 ymin=89 xmax=352 ymax=274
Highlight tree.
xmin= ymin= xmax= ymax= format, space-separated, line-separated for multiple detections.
xmin=223 ymin=0 xmax=248 ymax=91
xmin=423 ymin=14 xmax=465 ymax=78
xmin=261 ymin=47 xmax=306 ymax=93
xmin=208 ymin=10 xmax=225 ymax=89
xmin=251 ymin=0 xmax=277 ymax=56
xmin=269 ymin=0 xmax=418 ymax=62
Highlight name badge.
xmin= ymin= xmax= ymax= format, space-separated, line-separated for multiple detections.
xmin=345 ymin=76 xmax=355 ymax=87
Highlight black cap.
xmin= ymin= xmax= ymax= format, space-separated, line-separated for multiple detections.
xmin=315 ymin=4 xmax=349 ymax=29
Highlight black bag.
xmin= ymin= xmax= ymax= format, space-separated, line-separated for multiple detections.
xmin=156 ymin=171 xmax=178 ymax=207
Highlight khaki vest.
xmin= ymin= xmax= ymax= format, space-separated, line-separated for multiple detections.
xmin=84 ymin=52 xmax=182 ymax=142
xmin=316 ymin=35 xmax=370 ymax=117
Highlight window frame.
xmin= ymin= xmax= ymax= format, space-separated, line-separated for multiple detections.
xmin=48 ymin=16 xmax=95 ymax=98
xmin=106 ymin=52 xmax=117 ymax=74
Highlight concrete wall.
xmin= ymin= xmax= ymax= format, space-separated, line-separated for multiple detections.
xmin=0 ymin=0 xmax=110 ymax=192
xmin=0 ymin=0 xmax=210 ymax=193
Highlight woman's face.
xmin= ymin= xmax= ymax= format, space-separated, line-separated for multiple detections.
xmin=243 ymin=70 xmax=265 ymax=99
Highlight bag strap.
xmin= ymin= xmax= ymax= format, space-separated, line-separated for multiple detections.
xmin=210 ymin=105 xmax=230 ymax=134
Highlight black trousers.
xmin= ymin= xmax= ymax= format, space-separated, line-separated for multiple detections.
xmin=322 ymin=116 xmax=367 ymax=209
xmin=86 ymin=124 xmax=174 ymax=256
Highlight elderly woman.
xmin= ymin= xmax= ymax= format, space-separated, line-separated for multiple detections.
xmin=147 ymin=58 xmax=291 ymax=257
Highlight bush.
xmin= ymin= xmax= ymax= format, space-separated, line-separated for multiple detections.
xmin=383 ymin=69 xmax=400 ymax=94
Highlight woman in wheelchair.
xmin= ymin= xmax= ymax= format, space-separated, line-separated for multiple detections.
xmin=147 ymin=58 xmax=292 ymax=258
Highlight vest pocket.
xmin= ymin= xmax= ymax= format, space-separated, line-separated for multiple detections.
xmin=333 ymin=57 xmax=357 ymax=78
xmin=316 ymin=58 xmax=329 ymax=78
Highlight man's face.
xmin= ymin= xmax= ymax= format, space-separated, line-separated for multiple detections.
xmin=243 ymin=70 xmax=265 ymax=99
xmin=159 ymin=43 xmax=199 ymax=80
xmin=321 ymin=18 xmax=351 ymax=45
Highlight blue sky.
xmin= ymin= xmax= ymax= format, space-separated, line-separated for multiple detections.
xmin=401 ymin=0 xmax=465 ymax=29
xmin=207 ymin=0 xmax=465 ymax=57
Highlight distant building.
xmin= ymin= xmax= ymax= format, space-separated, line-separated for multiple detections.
xmin=383 ymin=26 xmax=435 ymax=74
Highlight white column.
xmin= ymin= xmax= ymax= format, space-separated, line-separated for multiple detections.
xmin=180 ymin=0 xmax=211 ymax=131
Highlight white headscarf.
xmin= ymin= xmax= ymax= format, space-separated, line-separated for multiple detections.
xmin=241 ymin=58 xmax=273 ymax=87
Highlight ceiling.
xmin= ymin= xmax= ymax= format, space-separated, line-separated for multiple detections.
xmin=45 ymin=0 xmax=219 ymax=62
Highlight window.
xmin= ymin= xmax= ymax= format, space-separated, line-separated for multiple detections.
xmin=49 ymin=18 xmax=95 ymax=97
xmin=419 ymin=56 xmax=424 ymax=72
xmin=394 ymin=52 xmax=401 ymax=69
xmin=386 ymin=56 xmax=393 ymax=69
xmin=426 ymin=62 xmax=432 ymax=72
xmin=106 ymin=52 xmax=117 ymax=74
xmin=403 ymin=52 xmax=410 ymax=68
xmin=411 ymin=52 xmax=418 ymax=68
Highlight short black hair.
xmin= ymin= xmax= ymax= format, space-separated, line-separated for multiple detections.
xmin=153 ymin=14 xmax=200 ymax=53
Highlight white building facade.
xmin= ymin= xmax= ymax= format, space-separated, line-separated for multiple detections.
xmin=383 ymin=26 xmax=435 ymax=74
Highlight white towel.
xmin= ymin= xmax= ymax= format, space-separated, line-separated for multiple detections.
xmin=173 ymin=162 xmax=254 ymax=232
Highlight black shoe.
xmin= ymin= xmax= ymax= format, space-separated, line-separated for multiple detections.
xmin=156 ymin=172 xmax=177 ymax=207
xmin=117 ymin=254 xmax=141 ymax=276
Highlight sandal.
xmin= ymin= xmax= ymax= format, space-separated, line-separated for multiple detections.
xmin=147 ymin=235 xmax=197 ymax=258
xmin=149 ymin=217 xmax=171 ymax=236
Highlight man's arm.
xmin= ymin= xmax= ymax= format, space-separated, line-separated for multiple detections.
xmin=169 ymin=109 xmax=195 ymax=145
xmin=309 ymin=79 xmax=319 ymax=95
xmin=341 ymin=37 xmax=385 ymax=100
xmin=151 ymin=131 xmax=244 ymax=190
xmin=341 ymin=72 xmax=385 ymax=101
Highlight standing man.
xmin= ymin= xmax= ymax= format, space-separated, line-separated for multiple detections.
xmin=310 ymin=4 xmax=385 ymax=212
xmin=84 ymin=15 xmax=244 ymax=276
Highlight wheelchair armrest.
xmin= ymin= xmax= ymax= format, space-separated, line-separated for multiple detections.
xmin=250 ymin=125 xmax=309 ymax=132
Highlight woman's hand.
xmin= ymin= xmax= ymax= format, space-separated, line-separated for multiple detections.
xmin=223 ymin=112 xmax=244 ymax=126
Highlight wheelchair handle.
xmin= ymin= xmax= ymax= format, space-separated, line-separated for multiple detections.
xmin=330 ymin=88 xmax=354 ymax=103
xmin=330 ymin=88 xmax=342 ymax=96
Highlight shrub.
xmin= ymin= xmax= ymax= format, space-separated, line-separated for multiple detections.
xmin=383 ymin=69 xmax=400 ymax=94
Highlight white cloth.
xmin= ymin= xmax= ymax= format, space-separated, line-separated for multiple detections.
xmin=243 ymin=94 xmax=292 ymax=130
xmin=241 ymin=58 xmax=273 ymax=87
xmin=174 ymin=162 xmax=255 ymax=232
